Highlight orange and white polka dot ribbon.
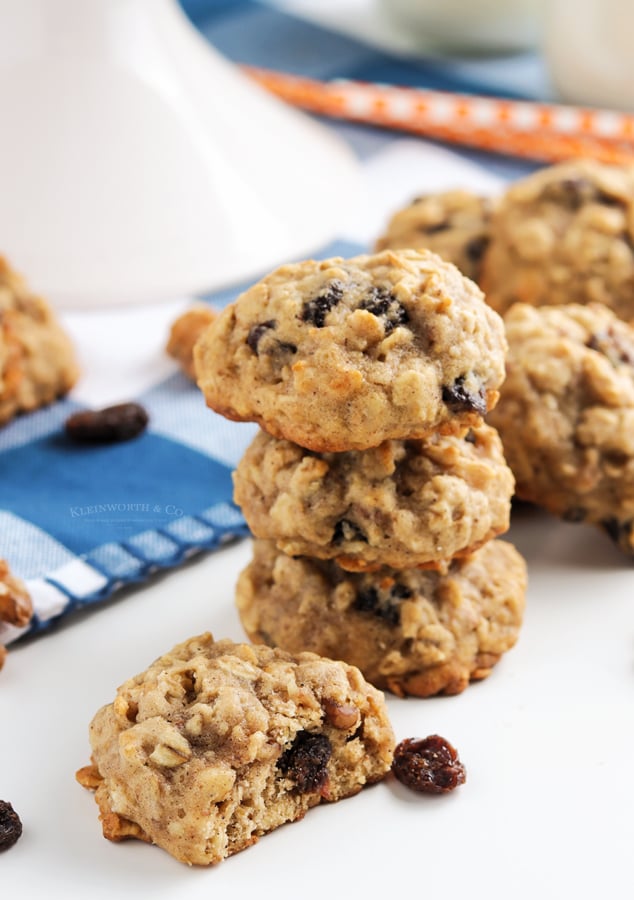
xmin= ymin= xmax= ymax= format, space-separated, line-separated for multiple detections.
xmin=244 ymin=66 xmax=634 ymax=166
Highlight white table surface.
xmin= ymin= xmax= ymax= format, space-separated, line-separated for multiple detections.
xmin=2 ymin=506 xmax=633 ymax=898
xmin=2 ymin=3 xmax=633 ymax=897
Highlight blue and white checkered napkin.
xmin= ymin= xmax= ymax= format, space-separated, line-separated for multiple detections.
xmin=0 ymin=0 xmax=539 ymax=647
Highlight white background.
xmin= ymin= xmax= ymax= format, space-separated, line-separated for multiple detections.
xmin=2 ymin=3 xmax=633 ymax=897
xmin=2 ymin=510 xmax=633 ymax=898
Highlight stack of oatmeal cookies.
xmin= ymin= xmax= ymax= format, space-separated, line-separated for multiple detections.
xmin=195 ymin=248 xmax=527 ymax=697
xmin=377 ymin=159 xmax=634 ymax=557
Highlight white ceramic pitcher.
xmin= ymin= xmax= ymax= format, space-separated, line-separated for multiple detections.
xmin=0 ymin=0 xmax=359 ymax=307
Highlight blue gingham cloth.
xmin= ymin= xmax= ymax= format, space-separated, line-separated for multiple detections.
xmin=0 ymin=0 xmax=541 ymax=646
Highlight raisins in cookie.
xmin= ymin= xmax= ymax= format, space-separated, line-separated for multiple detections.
xmin=332 ymin=519 xmax=368 ymax=545
xmin=277 ymin=731 xmax=332 ymax=794
xmin=247 ymin=320 xmax=276 ymax=354
xmin=586 ymin=328 xmax=634 ymax=367
xmin=541 ymin=176 xmax=599 ymax=209
xmin=247 ymin=321 xmax=297 ymax=358
xmin=300 ymin=279 xmax=344 ymax=327
xmin=358 ymin=287 xmax=409 ymax=335
xmin=442 ymin=376 xmax=487 ymax=415
xmin=353 ymin=583 xmax=411 ymax=626
xmin=195 ymin=250 xmax=506 ymax=452
xmin=465 ymin=234 xmax=490 ymax=264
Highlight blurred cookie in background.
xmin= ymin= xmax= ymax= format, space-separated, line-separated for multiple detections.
xmin=489 ymin=301 xmax=634 ymax=556
xmin=166 ymin=304 xmax=218 ymax=381
xmin=0 ymin=255 xmax=79 ymax=426
xmin=481 ymin=159 xmax=634 ymax=321
xmin=375 ymin=190 xmax=493 ymax=283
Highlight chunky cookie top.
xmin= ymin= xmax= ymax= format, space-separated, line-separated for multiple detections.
xmin=233 ymin=423 xmax=514 ymax=571
xmin=195 ymin=249 xmax=506 ymax=452
xmin=481 ymin=159 xmax=634 ymax=321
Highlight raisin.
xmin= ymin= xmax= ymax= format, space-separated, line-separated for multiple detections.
xmin=358 ymin=287 xmax=409 ymax=335
xmin=542 ymin=178 xmax=623 ymax=210
xmin=353 ymin=586 xmax=378 ymax=613
xmin=442 ymin=376 xmax=486 ymax=415
xmin=392 ymin=735 xmax=466 ymax=794
xmin=277 ymin=731 xmax=332 ymax=793
xmin=423 ymin=220 xmax=450 ymax=234
xmin=273 ymin=340 xmax=298 ymax=355
xmin=247 ymin=320 xmax=297 ymax=357
xmin=332 ymin=519 xmax=367 ymax=545
xmin=464 ymin=428 xmax=477 ymax=444
xmin=390 ymin=583 xmax=413 ymax=600
xmin=301 ymin=279 xmax=344 ymax=327
xmin=246 ymin=320 xmax=276 ymax=354
xmin=597 ymin=191 xmax=625 ymax=208
xmin=586 ymin=328 xmax=634 ymax=367
xmin=541 ymin=177 xmax=599 ymax=209
xmin=353 ymin=582 xmax=410 ymax=626
xmin=354 ymin=586 xmax=392 ymax=623
xmin=464 ymin=234 xmax=490 ymax=263
xmin=65 ymin=402 xmax=149 ymax=444
xmin=0 ymin=801 xmax=23 ymax=851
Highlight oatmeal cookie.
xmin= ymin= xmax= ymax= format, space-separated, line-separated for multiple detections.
xmin=481 ymin=159 xmax=634 ymax=320
xmin=194 ymin=250 xmax=507 ymax=452
xmin=236 ymin=539 xmax=526 ymax=698
xmin=488 ymin=302 xmax=634 ymax=554
xmin=76 ymin=633 xmax=394 ymax=866
xmin=0 ymin=559 xmax=33 ymax=670
xmin=233 ymin=424 xmax=514 ymax=572
xmin=375 ymin=190 xmax=493 ymax=283
xmin=166 ymin=304 xmax=217 ymax=381
xmin=0 ymin=256 xmax=79 ymax=425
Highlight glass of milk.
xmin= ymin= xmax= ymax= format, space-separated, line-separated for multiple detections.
xmin=378 ymin=0 xmax=546 ymax=54
xmin=544 ymin=0 xmax=634 ymax=111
